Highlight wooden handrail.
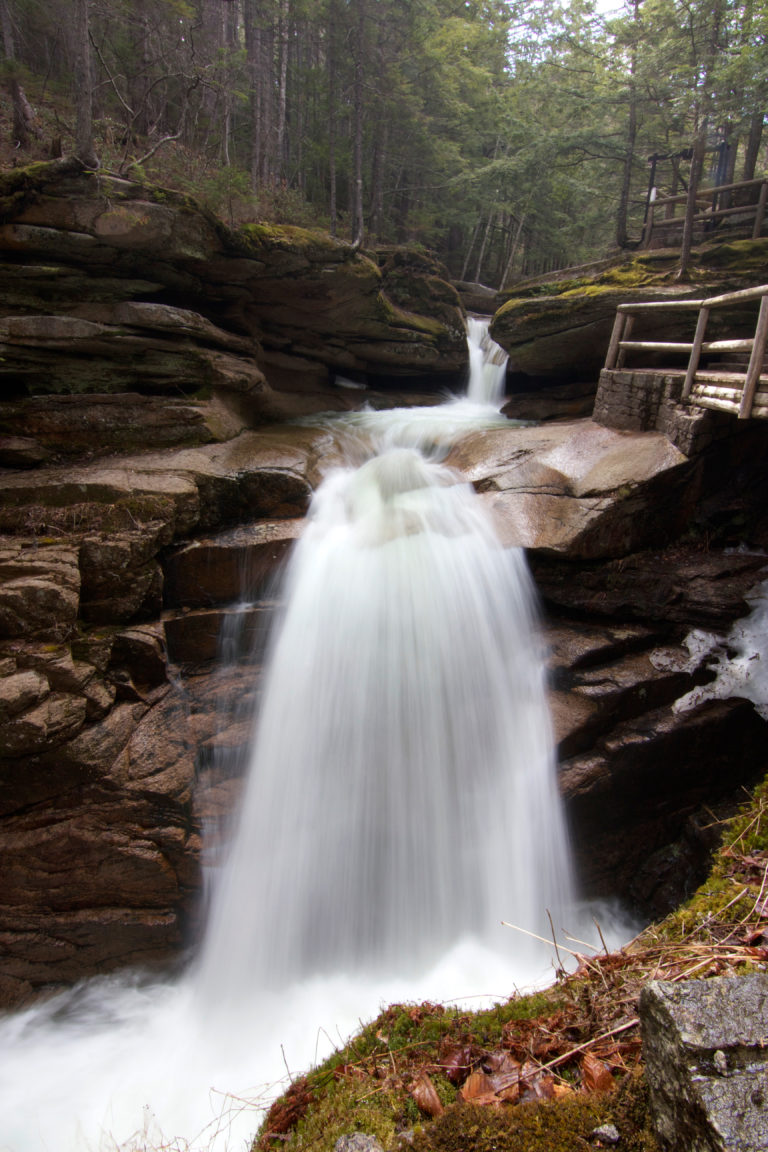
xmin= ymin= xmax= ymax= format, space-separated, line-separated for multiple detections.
xmin=642 ymin=175 xmax=768 ymax=248
xmin=603 ymin=284 xmax=768 ymax=419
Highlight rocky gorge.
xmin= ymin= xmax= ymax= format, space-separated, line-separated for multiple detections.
xmin=1 ymin=159 xmax=768 ymax=1016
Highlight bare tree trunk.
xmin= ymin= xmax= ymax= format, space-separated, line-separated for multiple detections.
xmin=327 ymin=0 xmax=339 ymax=235
xmin=500 ymin=212 xmax=527 ymax=289
xmin=74 ymin=0 xmax=98 ymax=167
xmin=616 ymin=84 xmax=637 ymax=247
xmin=1 ymin=0 xmax=37 ymax=149
xmin=678 ymin=130 xmax=705 ymax=279
xmin=742 ymin=110 xmax=764 ymax=181
xmin=351 ymin=0 xmax=365 ymax=247
xmin=275 ymin=0 xmax=289 ymax=180
xmin=474 ymin=212 xmax=495 ymax=283
xmin=244 ymin=0 xmax=262 ymax=190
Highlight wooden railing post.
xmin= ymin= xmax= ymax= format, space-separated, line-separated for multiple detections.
xmin=682 ymin=306 xmax=710 ymax=401
xmin=752 ymin=180 xmax=768 ymax=240
xmin=615 ymin=315 xmax=634 ymax=369
xmin=604 ymin=310 xmax=629 ymax=370
xmin=739 ymin=293 xmax=768 ymax=418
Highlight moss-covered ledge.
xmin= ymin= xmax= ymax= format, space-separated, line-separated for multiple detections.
xmin=490 ymin=239 xmax=768 ymax=382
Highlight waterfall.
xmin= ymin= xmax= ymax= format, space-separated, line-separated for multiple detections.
xmin=0 ymin=368 xmax=582 ymax=1152
xmin=466 ymin=315 xmax=508 ymax=406
xmin=196 ymin=445 xmax=573 ymax=1000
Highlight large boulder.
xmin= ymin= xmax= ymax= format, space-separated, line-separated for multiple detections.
xmin=640 ymin=974 xmax=768 ymax=1151
xmin=446 ymin=418 xmax=695 ymax=559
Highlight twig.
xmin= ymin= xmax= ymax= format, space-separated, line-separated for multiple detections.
xmin=547 ymin=909 xmax=566 ymax=973
xmin=501 ymin=920 xmax=587 ymax=961
xmin=522 ymin=1018 xmax=640 ymax=1078
xmin=593 ymin=917 xmax=610 ymax=956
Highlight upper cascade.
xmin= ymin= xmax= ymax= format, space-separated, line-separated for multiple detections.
xmin=466 ymin=315 xmax=509 ymax=406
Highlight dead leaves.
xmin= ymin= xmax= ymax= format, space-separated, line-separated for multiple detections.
xmin=581 ymin=1052 xmax=615 ymax=1094
xmin=410 ymin=1073 xmax=444 ymax=1118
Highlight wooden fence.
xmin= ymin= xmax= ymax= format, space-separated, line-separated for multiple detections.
xmin=642 ymin=176 xmax=768 ymax=249
xmin=603 ymin=284 xmax=768 ymax=419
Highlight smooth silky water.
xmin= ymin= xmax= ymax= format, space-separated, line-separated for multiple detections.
xmin=0 ymin=319 xmax=626 ymax=1152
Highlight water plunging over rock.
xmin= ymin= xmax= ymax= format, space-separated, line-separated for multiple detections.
xmin=197 ymin=445 xmax=574 ymax=997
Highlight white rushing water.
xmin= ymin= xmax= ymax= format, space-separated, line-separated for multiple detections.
xmin=0 ymin=324 xmax=602 ymax=1152
xmin=466 ymin=315 xmax=508 ymax=406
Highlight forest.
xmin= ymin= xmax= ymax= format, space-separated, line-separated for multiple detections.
xmin=1 ymin=0 xmax=767 ymax=285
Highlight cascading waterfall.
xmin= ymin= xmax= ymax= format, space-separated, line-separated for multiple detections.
xmin=0 ymin=324 xmax=582 ymax=1152
xmin=466 ymin=315 xmax=508 ymax=405
xmin=197 ymin=446 xmax=573 ymax=1002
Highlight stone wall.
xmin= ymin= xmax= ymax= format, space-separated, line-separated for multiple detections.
xmin=593 ymin=368 xmax=724 ymax=457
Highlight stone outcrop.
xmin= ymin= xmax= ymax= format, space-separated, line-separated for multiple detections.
xmin=0 ymin=428 xmax=331 ymax=1004
xmin=0 ymin=159 xmax=467 ymax=438
xmin=490 ymin=241 xmax=768 ymax=384
xmin=640 ymin=974 xmax=768 ymax=1151
xmin=2 ymin=404 xmax=768 ymax=1000
xmin=445 ymin=419 xmax=695 ymax=559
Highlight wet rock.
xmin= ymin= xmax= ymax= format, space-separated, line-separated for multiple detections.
xmin=0 ymin=681 xmax=198 ymax=996
xmin=0 ymin=435 xmax=51 ymax=467
xmin=0 ymin=394 xmax=215 ymax=460
xmin=491 ymin=285 xmax=701 ymax=382
xmin=640 ymin=974 xmax=768 ymax=1151
xmin=532 ymin=547 xmax=768 ymax=629
xmin=164 ymin=604 xmax=273 ymax=665
xmin=0 ymin=162 xmax=467 ymax=400
xmin=163 ymin=519 xmax=303 ymax=609
xmin=0 ymin=541 xmax=80 ymax=641
xmin=447 ymin=419 xmax=694 ymax=559
xmin=560 ymin=697 xmax=768 ymax=915
xmin=502 ymin=379 xmax=597 ymax=422
xmin=0 ymin=669 xmax=50 ymax=721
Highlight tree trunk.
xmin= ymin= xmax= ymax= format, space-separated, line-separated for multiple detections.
xmin=500 ymin=213 xmax=527 ymax=289
xmin=351 ymin=0 xmax=365 ymax=247
xmin=474 ymin=212 xmax=495 ymax=284
xmin=0 ymin=0 xmax=37 ymax=150
xmin=74 ymin=0 xmax=98 ymax=167
xmin=275 ymin=0 xmax=289 ymax=180
xmin=678 ymin=131 xmax=706 ymax=279
xmin=615 ymin=0 xmax=640 ymax=248
xmin=742 ymin=111 xmax=764 ymax=181
xmin=244 ymin=0 xmax=265 ymax=189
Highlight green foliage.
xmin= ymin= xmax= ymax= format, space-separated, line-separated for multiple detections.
xmin=1 ymin=0 xmax=765 ymax=284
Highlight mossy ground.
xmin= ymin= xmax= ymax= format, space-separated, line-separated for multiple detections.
xmin=496 ymin=240 xmax=768 ymax=308
xmin=254 ymin=774 xmax=768 ymax=1152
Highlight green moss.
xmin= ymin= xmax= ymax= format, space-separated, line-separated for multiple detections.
xmin=267 ymin=1079 xmax=400 ymax=1151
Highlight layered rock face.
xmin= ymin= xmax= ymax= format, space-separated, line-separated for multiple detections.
xmin=0 ymin=159 xmax=468 ymax=446
xmin=0 ymin=427 xmax=334 ymax=1007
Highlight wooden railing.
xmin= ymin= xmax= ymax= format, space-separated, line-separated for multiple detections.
xmin=603 ymin=284 xmax=768 ymax=419
xmin=642 ymin=176 xmax=768 ymax=249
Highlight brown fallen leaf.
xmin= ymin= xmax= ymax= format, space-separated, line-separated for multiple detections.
xmin=439 ymin=1042 xmax=479 ymax=1085
xmin=460 ymin=1070 xmax=497 ymax=1103
xmin=519 ymin=1074 xmax=557 ymax=1103
xmin=582 ymin=1051 xmax=615 ymax=1093
xmin=410 ymin=1073 xmax=444 ymax=1118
